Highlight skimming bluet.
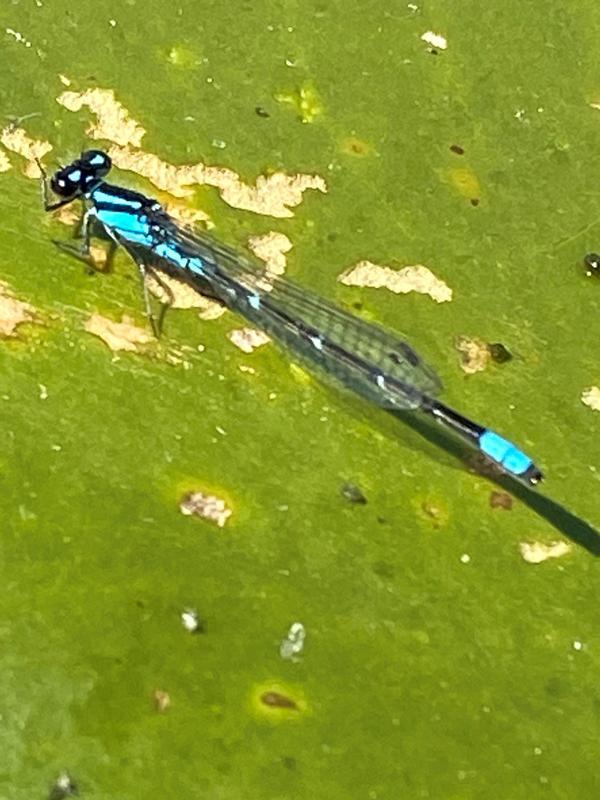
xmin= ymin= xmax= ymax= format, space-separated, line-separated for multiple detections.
xmin=39 ymin=150 xmax=543 ymax=486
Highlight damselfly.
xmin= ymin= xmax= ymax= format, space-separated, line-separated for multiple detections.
xmin=39 ymin=150 xmax=543 ymax=485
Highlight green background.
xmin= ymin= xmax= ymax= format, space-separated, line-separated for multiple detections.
xmin=0 ymin=1 xmax=598 ymax=797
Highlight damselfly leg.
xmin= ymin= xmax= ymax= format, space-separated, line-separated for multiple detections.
xmin=132 ymin=259 xmax=174 ymax=337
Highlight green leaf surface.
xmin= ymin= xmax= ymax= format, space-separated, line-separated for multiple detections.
xmin=0 ymin=1 xmax=598 ymax=798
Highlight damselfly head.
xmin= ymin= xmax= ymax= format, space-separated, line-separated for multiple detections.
xmin=50 ymin=150 xmax=112 ymax=198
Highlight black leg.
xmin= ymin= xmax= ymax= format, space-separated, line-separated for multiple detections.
xmin=52 ymin=239 xmax=95 ymax=265
xmin=102 ymin=240 xmax=118 ymax=273
xmin=51 ymin=209 xmax=94 ymax=265
xmin=135 ymin=262 xmax=169 ymax=338
xmin=51 ymin=209 xmax=118 ymax=274
xmin=146 ymin=267 xmax=175 ymax=337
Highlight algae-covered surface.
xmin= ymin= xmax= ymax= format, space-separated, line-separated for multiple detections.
xmin=0 ymin=1 xmax=599 ymax=798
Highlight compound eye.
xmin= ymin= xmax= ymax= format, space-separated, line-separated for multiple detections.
xmin=50 ymin=174 xmax=74 ymax=197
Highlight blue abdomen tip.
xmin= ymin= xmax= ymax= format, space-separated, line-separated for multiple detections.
xmin=479 ymin=430 xmax=532 ymax=476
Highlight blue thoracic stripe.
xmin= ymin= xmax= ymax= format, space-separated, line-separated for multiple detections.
xmin=92 ymin=186 xmax=142 ymax=210
xmin=478 ymin=430 xmax=533 ymax=476
xmin=96 ymin=210 xmax=152 ymax=243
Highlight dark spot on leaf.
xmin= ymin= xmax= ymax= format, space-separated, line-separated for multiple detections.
xmin=341 ymin=482 xmax=367 ymax=505
xmin=488 ymin=342 xmax=513 ymax=364
xmin=470 ymin=198 xmax=480 ymax=207
xmin=261 ymin=691 xmax=298 ymax=710
xmin=490 ymin=491 xmax=513 ymax=510
xmin=544 ymin=676 xmax=569 ymax=698
xmin=583 ymin=252 xmax=600 ymax=276
xmin=255 ymin=106 xmax=270 ymax=118
xmin=373 ymin=560 xmax=395 ymax=579
xmin=450 ymin=144 xmax=465 ymax=155
xmin=341 ymin=136 xmax=372 ymax=157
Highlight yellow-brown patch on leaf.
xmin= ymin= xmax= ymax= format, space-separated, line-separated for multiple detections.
xmin=247 ymin=232 xmax=292 ymax=276
xmin=57 ymin=88 xmax=146 ymax=147
xmin=52 ymin=90 xmax=326 ymax=216
xmin=227 ymin=327 xmax=270 ymax=353
xmin=53 ymin=203 xmax=82 ymax=227
xmin=153 ymin=689 xmax=171 ymax=713
xmin=519 ymin=541 xmax=571 ymax=564
xmin=179 ymin=490 xmax=232 ymax=527
xmin=166 ymin=202 xmax=212 ymax=229
xmin=0 ymin=127 xmax=52 ymax=177
xmin=421 ymin=30 xmax=448 ymax=50
xmin=581 ymin=385 xmax=600 ymax=411
xmin=108 ymin=145 xmax=327 ymax=217
xmin=84 ymin=313 xmax=153 ymax=352
xmin=455 ymin=335 xmax=490 ymax=374
xmin=339 ymin=261 xmax=452 ymax=303
xmin=144 ymin=271 xmax=225 ymax=318
xmin=0 ymin=282 xmax=36 ymax=336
